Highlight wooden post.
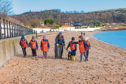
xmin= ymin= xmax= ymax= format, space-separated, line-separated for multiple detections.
xmin=14 ymin=23 xmax=16 ymax=37
xmin=6 ymin=20 xmax=9 ymax=38
xmin=11 ymin=23 xmax=14 ymax=37
xmin=9 ymin=21 xmax=11 ymax=38
xmin=3 ymin=19 xmax=6 ymax=39
xmin=0 ymin=18 xmax=36 ymax=39
xmin=0 ymin=18 xmax=2 ymax=39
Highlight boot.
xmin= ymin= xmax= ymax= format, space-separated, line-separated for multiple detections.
xmin=45 ymin=55 xmax=48 ymax=59
xmin=72 ymin=56 xmax=76 ymax=61
xmin=43 ymin=55 xmax=45 ymax=59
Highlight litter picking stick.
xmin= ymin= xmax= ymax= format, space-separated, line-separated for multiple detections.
xmin=63 ymin=46 xmax=70 ymax=59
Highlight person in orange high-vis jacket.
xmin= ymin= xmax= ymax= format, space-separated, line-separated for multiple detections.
xmin=85 ymin=37 xmax=91 ymax=61
xmin=40 ymin=35 xmax=50 ymax=59
xmin=29 ymin=36 xmax=38 ymax=56
xmin=77 ymin=36 xmax=88 ymax=62
xmin=19 ymin=35 xmax=28 ymax=57
xmin=66 ymin=37 xmax=77 ymax=61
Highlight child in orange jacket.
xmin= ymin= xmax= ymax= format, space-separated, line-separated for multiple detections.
xmin=66 ymin=37 xmax=77 ymax=61
xmin=19 ymin=35 xmax=28 ymax=57
xmin=29 ymin=36 xmax=38 ymax=56
xmin=85 ymin=37 xmax=91 ymax=61
xmin=40 ymin=35 xmax=50 ymax=59
xmin=77 ymin=36 xmax=88 ymax=62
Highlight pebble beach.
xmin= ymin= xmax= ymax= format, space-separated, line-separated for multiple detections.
xmin=0 ymin=31 xmax=125 ymax=84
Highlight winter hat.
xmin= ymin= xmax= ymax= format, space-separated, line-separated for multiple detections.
xmin=85 ymin=37 xmax=89 ymax=41
xmin=59 ymin=32 xmax=62 ymax=35
xmin=72 ymin=37 xmax=75 ymax=40
xmin=43 ymin=35 xmax=46 ymax=39
xmin=21 ymin=35 xmax=25 ymax=40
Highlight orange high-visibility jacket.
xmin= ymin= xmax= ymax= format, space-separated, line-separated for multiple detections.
xmin=41 ymin=40 xmax=49 ymax=52
xmin=30 ymin=41 xmax=37 ymax=49
xmin=21 ymin=40 xmax=27 ymax=48
xmin=78 ymin=40 xmax=86 ymax=53
xmin=70 ymin=42 xmax=76 ymax=51
xmin=86 ymin=40 xmax=91 ymax=51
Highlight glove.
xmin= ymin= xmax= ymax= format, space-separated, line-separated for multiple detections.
xmin=63 ymin=45 xmax=65 ymax=48
xmin=56 ymin=44 xmax=59 ymax=47
xmin=66 ymin=49 xmax=68 ymax=52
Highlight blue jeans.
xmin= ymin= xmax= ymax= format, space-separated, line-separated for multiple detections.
xmin=85 ymin=51 xmax=89 ymax=60
xmin=71 ymin=50 xmax=76 ymax=56
xmin=80 ymin=52 xmax=86 ymax=62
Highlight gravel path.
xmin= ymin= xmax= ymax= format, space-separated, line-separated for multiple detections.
xmin=0 ymin=31 xmax=126 ymax=84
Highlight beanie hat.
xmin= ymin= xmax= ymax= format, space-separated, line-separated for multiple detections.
xmin=72 ymin=37 xmax=75 ymax=40
xmin=85 ymin=37 xmax=89 ymax=41
xmin=59 ymin=32 xmax=62 ymax=35
xmin=21 ymin=35 xmax=25 ymax=40
xmin=43 ymin=35 xmax=46 ymax=39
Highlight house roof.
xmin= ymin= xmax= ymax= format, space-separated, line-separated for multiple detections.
xmin=72 ymin=22 xmax=82 ymax=26
xmin=61 ymin=25 xmax=71 ymax=28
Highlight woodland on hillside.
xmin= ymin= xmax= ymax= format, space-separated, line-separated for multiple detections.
xmin=1 ymin=0 xmax=126 ymax=28
xmin=12 ymin=9 xmax=126 ymax=28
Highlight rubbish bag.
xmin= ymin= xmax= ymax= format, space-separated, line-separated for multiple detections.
xmin=55 ymin=44 xmax=63 ymax=59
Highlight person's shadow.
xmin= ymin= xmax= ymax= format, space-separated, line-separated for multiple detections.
xmin=16 ymin=54 xmax=68 ymax=61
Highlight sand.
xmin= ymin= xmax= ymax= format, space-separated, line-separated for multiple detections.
xmin=0 ymin=31 xmax=125 ymax=84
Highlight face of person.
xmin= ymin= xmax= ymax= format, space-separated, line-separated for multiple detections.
xmin=32 ymin=37 xmax=35 ymax=41
xmin=78 ymin=37 xmax=81 ymax=41
xmin=59 ymin=34 xmax=62 ymax=37
xmin=43 ymin=35 xmax=46 ymax=39
xmin=58 ymin=34 xmax=62 ymax=39
xmin=72 ymin=40 xmax=75 ymax=42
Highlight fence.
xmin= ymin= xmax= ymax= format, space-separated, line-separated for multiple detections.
xmin=0 ymin=17 xmax=37 ymax=39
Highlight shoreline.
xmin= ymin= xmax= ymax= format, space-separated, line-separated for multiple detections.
xmin=93 ymin=31 xmax=126 ymax=50
xmin=101 ymin=27 xmax=126 ymax=31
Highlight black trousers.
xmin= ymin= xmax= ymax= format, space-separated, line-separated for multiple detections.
xmin=43 ymin=52 xmax=47 ymax=56
xmin=32 ymin=49 xmax=37 ymax=56
xmin=22 ymin=48 xmax=27 ymax=57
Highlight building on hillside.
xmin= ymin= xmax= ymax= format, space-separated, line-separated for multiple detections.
xmin=72 ymin=22 xmax=82 ymax=28
xmin=33 ymin=28 xmax=51 ymax=33
xmin=59 ymin=25 xmax=75 ymax=31
xmin=41 ymin=21 xmax=45 ymax=26
xmin=81 ymin=26 xmax=89 ymax=28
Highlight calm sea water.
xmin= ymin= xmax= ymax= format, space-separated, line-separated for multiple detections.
xmin=94 ymin=30 xmax=126 ymax=49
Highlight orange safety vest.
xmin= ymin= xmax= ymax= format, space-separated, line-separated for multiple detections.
xmin=41 ymin=40 xmax=49 ymax=52
xmin=21 ymin=40 xmax=27 ymax=48
xmin=30 ymin=41 xmax=37 ymax=49
xmin=86 ymin=41 xmax=90 ymax=51
xmin=78 ymin=40 xmax=86 ymax=53
xmin=70 ymin=42 xmax=76 ymax=51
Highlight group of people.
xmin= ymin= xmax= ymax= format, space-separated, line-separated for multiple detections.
xmin=19 ymin=35 xmax=50 ymax=58
xmin=19 ymin=32 xmax=91 ymax=62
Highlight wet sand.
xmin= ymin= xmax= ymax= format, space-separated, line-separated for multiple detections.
xmin=0 ymin=31 xmax=126 ymax=84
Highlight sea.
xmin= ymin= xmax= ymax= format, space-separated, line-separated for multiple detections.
xmin=94 ymin=30 xmax=126 ymax=49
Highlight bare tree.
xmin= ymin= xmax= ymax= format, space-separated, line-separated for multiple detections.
xmin=0 ymin=0 xmax=12 ymax=16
